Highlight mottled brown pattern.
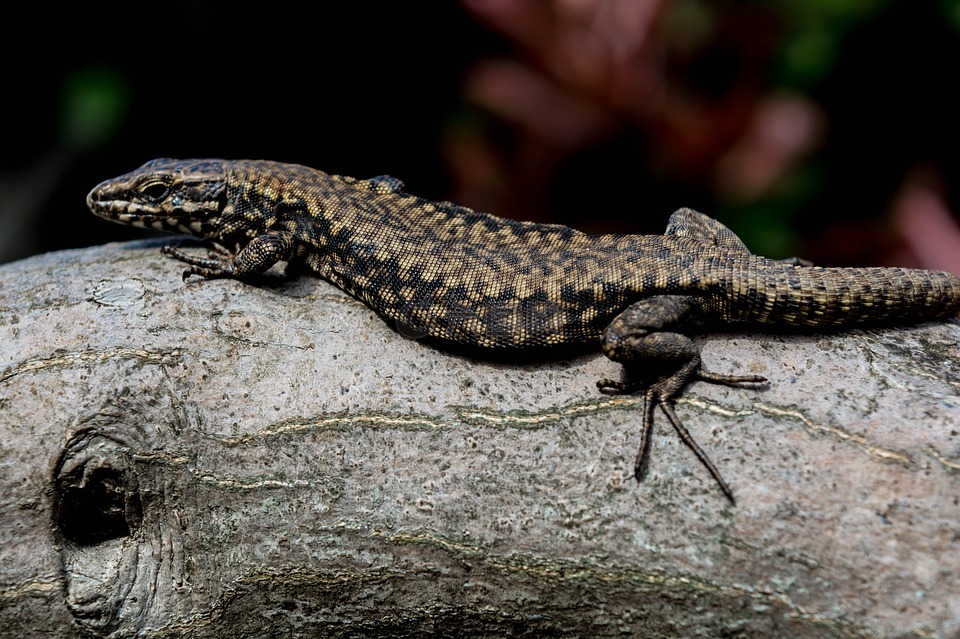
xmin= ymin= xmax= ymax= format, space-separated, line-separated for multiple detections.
xmin=87 ymin=159 xmax=960 ymax=502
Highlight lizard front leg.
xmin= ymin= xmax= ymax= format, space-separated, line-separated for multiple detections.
xmin=161 ymin=231 xmax=297 ymax=282
xmin=598 ymin=295 xmax=766 ymax=503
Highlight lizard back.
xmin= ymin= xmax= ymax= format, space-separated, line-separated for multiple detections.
xmin=221 ymin=161 xmax=741 ymax=348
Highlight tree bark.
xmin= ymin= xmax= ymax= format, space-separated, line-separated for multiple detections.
xmin=2 ymin=239 xmax=959 ymax=638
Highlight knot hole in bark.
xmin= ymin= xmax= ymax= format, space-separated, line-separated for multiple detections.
xmin=53 ymin=432 xmax=142 ymax=546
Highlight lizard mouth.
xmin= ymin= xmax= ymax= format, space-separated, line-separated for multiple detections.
xmin=86 ymin=189 xmax=171 ymax=219
xmin=86 ymin=187 xmax=197 ymax=226
xmin=86 ymin=192 xmax=208 ymax=234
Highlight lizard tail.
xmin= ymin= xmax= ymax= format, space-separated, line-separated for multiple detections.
xmin=724 ymin=265 xmax=960 ymax=329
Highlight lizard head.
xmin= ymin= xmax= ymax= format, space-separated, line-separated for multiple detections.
xmin=86 ymin=159 xmax=228 ymax=237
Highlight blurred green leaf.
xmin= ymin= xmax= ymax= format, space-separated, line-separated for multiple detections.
xmin=773 ymin=0 xmax=890 ymax=23
xmin=776 ymin=26 xmax=839 ymax=87
xmin=769 ymin=0 xmax=891 ymax=87
xmin=942 ymin=0 xmax=960 ymax=32
xmin=59 ymin=67 xmax=130 ymax=151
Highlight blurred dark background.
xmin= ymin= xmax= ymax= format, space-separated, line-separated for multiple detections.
xmin=3 ymin=0 xmax=960 ymax=274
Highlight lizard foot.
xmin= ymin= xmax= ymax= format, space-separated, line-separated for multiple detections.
xmin=599 ymin=295 xmax=768 ymax=503
xmin=161 ymin=244 xmax=236 ymax=281
xmin=599 ymin=364 xmax=765 ymax=505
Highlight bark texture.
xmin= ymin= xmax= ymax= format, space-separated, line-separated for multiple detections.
xmin=1 ymin=240 xmax=960 ymax=638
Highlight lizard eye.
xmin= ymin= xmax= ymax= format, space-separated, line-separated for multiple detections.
xmin=140 ymin=182 xmax=170 ymax=202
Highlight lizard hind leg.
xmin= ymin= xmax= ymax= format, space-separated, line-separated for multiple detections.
xmin=597 ymin=295 xmax=765 ymax=503
xmin=665 ymin=207 xmax=813 ymax=266
xmin=664 ymin=207 xmax=751 ymax=252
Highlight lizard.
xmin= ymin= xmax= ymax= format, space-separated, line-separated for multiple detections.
xmin=86 ymin=158 xmax=960 ymax=503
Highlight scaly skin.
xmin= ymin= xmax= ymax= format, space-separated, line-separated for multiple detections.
xmin=87 ymin=158 xmax=960 ymax=502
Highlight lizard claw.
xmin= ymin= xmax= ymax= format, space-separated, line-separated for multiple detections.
xmin=650 ymin=390 xmax=736 ymax=504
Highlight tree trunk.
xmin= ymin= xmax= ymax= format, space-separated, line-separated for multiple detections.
xmin=2 ymin=239 xmax=959 ymax=638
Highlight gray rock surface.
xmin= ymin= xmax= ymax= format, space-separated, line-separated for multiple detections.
xmin=1 ymin=239 xmax=959 ymax=638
